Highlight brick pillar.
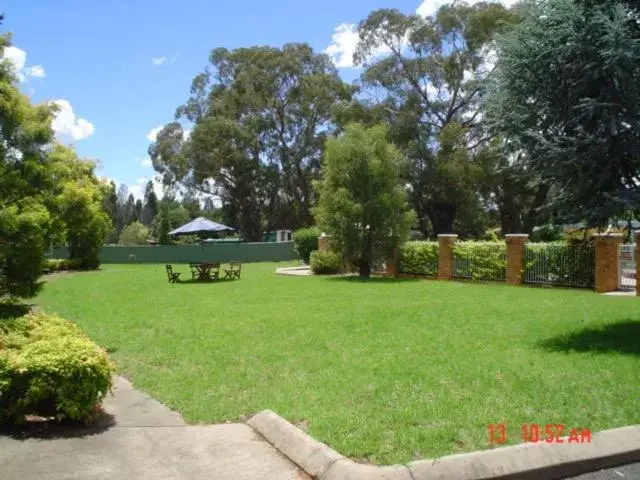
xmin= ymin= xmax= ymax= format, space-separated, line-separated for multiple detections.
xmin=318 ymin=233 xmax=330 ymax=252
xmin=505 ymin=234 xmax=529 ymax=286
xmin=633 ymin=232 xmax=640 ymax=296
xmin=438 ymin=234 xmax=458 ymax=280
xmin=386 ymin=248 xmax=399 ymax=278
xmin=594 ymin=233 xmax=623 ymax=294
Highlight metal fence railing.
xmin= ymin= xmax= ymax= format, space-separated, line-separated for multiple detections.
xmin=453 ymin=242 xmax=506 ymax=282
xmin=618 ymin=244 xmax=636 ymax=291
xmin=524 ymin=243 xmax=595 ymax=288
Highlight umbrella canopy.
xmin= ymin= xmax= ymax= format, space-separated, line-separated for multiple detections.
xmin=168 ymin=217 xmax=235 ymax=236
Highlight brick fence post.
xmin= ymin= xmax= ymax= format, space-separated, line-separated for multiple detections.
xmin=633 ymin=232 xmax=640 ymax=296
xmin=386 ymin=248 xmax=399 ymax=278
xmin=593 ymin=233 xmax=623 ymax=294
xmin=318 ymin=233 xmax=330 ymax=252
xmin=438 ymin=234 xmax=458 ymax=280
xmin=505 ymin=234 xmax=529 ymax=286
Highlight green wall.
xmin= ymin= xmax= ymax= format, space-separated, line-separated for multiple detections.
xmin=51 ymin=242 xmax=297 ymax=264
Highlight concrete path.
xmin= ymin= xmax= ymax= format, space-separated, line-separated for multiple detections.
xmin=275 ymin=266 xmax=312 ymax=276
xmin=0 ymin=377 xmax=309 ymax=480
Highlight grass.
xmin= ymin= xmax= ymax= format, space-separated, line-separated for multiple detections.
xmin=35 ymin=263 xmax=640 ymax=464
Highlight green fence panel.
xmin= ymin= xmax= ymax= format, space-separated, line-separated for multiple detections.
xmin=51 ymin=242 xmax=297 ymax=264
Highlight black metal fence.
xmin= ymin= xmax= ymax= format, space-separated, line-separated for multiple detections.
xmin=524 ymin=243 xmax=595 ymax=288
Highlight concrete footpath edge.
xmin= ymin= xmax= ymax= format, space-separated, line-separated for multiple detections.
xmin=247 ymin=410 xmax=640 ymax=480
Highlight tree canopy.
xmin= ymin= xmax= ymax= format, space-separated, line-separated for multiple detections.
xmin=150 ymin=43 xmax=355 ymax=240
xmin=486 ymin=0 xmax=640 ymax=226
xmin=353 ymin=3 xmax=518 ymax=235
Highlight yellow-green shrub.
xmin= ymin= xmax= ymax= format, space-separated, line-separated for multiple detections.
xmin=41 ymin=258 xmax=85 ymax=273
xmin=453 ymin=242 xmax=507 ymax=281
xmin=399 ymin=241 xmax=439 ymax=275
xmin=310 ymin=250 xmax=342 ymax=274
xmin=0 ymin=311 xmax=114 ymax=424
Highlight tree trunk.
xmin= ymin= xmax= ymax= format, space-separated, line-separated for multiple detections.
xmin=427 ymin=201 xmax=456 ymax=235
xmin=358 ymin=258 xmax=371 ymax=278
xmin=521 ymin=184 xmax=550 ymax=235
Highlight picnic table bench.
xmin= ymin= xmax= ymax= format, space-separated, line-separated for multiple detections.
xmin=189 ymin=262 xmax=220 ymax=281
xmin=165 ymin=262 xmax=242 ymax=283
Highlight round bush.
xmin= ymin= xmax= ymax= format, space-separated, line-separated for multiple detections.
xmin=293 ymin=227 xmax=320 ymax=264
xmin=0 ymin=312 xmax=114 ymax=424
xmin=310 ymin=250 xmax=342 ymax=274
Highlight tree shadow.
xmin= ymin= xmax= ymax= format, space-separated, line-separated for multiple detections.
xmin=539 ymin=320 xmax=640 ymax=356
xmin=0 ymin=411 xmax=116 ymax=441
xmin=0 ymin=303 xmax=34 ymax=320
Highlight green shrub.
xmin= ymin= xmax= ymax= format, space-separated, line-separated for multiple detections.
xmin=293 ymin=227 xmax=320 ymax=264
xmin=310 ymin=250 xmax=342 ymax=274
xmin=0 ymin=311 xmax=114 ymax=424
xmin=453 ymin=242 xmax=507 ymax=281
xmin=42 ymin=259 xmax=60 ymax=273
xmin=399 ymin=241 xmax=439 ymax=275
xmin=41 ymin=258 xmax=87 ymax=273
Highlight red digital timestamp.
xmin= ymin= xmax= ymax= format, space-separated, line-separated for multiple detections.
xmin=488 ymin=423 xmax=592 ymax=444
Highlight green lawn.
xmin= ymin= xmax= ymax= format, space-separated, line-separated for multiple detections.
xmin=36 ymin=263 xmax=640 ymax=464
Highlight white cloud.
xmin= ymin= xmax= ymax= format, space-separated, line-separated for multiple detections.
xmin=183 ymin=129 xmax=191 ymax=141
xmin=323 ymin=23 xmax=394 ymax=69
xmin=50 ymin=99 xmax=95 ymax=141
xmin=25 ymin=64 xmax=45 ymax=78
xmin=2 ymin=46 xmax=46 ymax=82
xmin=146 ymin=125 xmax=163 ymax=142
xmin=324 ymin=23 xmax=361 ymax=68
xmin=152 ymin=56 xmax=167 ymax=66
xmin=152 ymin=55 xmax=178 ymax=67
xmin=139 ymin=156 xmax=153 ymax=167
xmin=128 ymin=174 xmax=166 ymax=200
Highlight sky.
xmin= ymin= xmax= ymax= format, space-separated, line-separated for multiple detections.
xmin=2 ymin=0 xmax=516 ymax=200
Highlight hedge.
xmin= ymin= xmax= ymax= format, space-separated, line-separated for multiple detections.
xmin=0 ymin=311 xmax=114 ymax=424
xmin=310 ymin=250 xmax=342 ymax=274
xmin=399 ymin=241 xmax=439 ymax=276
xmin=453 ymin=242 xmax=507 ymax=281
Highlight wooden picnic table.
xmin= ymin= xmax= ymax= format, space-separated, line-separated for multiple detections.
xmin=189 ymin=262 xmax=220 ymax=281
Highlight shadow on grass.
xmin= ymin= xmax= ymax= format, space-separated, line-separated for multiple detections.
xmin=539 ymin=320 xmax=640 ymax=356
xmin=0 ymin=303 xmax=34 ymax=320
xmin=325 ymin=275 xmax=422 ymax=284
xmin=173 ymin=277 xmax=240 ymax=285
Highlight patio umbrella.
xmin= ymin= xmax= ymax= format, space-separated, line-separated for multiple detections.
xmin=168 ymin=217 xmax=235 ymax=236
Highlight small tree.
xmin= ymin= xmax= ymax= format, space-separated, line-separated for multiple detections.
xmin=156 ymin=203 xmax=172 ymax=245
xmin=0 ymin=30 xmax=57 ymax=298
xmin=314 ymin=123 xmax=414 ymax=278
xmin=119 ymin=222 xmax=150 ymax=245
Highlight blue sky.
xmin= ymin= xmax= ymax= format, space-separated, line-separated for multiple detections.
xmin=2 ymin=0 xmax=512 ymax=199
